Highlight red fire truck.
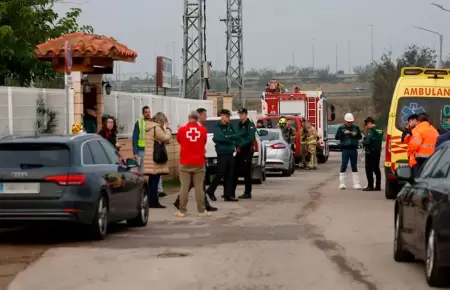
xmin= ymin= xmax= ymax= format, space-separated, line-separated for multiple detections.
xmin=259 ymin=81 xmax=335 ymax=164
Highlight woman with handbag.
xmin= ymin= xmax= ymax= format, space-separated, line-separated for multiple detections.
xmin=142 ymin=112 xmax=172 ymax=208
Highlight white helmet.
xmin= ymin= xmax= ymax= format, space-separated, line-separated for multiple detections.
xmin=344 ymin=113 xmax=354 ymax=122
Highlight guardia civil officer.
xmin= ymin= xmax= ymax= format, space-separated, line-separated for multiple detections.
xmin=205 ymin=109 xmax=240 ymax=202
xmin=233 ymin=108 xmax=256 ymax=199
xmin=362 ymin=117 xmax=383 ymax=191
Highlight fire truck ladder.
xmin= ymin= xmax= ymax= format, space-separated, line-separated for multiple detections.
xmin=307 ymin=96 xmax=316 ymax=126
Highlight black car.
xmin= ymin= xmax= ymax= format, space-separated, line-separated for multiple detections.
xmin=0 ymin=134 xmax=149 ymax=240
xmin=394 ymin=143 xmax=450 ymax=287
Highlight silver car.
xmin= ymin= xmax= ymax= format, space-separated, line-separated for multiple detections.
xmin=258 ymin=128 xmax=295 ymax=176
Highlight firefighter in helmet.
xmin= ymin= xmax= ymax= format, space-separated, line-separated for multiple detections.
xmin=278 ymin=117 xmax=296 ymax=148
xmin=300 ymin=120 xmax=318 ymax=169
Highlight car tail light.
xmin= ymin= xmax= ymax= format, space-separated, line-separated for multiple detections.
xmin=271 ymin=143 xmax=286 ymax=149
xmin=45 ymin=174 xmax=85 ymax=185
xmin=253 ymin=140 xmax=258 ymax=152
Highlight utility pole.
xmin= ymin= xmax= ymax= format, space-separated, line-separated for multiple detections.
xmin=292 ymin=51 xmax=295 ymax=68
xmin=370 ymin=24 xmax=374 ymax=62
xmin=221 ymin=0 xmax=244 ymax=106
xmin=335 ymin=44 xmax=338 ymax=73
xmin=182 ymin=0 xmax=207 ymax=99
xmin=172 ymin=42 xmax=176 ymax=88
xmin=348 ymin=40 xmax=351 ymax=74
xmin=146 ymin=72 xmax=150 ymax=93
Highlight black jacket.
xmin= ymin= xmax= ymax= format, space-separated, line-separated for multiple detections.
xmin=97 ymin=129 xmax=117 ymax=147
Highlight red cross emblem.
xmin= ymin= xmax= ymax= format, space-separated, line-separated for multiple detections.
xmin=186 ymin=127 xmax=201 ymax=142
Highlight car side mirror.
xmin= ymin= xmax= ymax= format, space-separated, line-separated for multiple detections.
xmin=396 ymin=166 xmax=413 ymax=182
xmin=126 ymin=158 xmax=138 ymax=168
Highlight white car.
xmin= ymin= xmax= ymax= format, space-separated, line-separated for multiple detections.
xmin=203 ymin=116 xmax=266 ymax=184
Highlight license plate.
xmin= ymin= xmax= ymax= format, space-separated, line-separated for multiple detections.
xmin=0 ymin=183 xmax=40 ymax=194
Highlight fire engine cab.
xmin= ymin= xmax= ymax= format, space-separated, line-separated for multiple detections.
xmin=260 ymin=80 xmax=335 ymax=164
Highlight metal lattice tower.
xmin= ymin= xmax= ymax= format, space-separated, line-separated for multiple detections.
xmin=221 ymin=0 xmax=244 ymax=106
xmin=182 ymin=0 xmax=207 ymax=99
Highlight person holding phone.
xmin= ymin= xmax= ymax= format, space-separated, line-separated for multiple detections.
xmin=335 ymin=113 xmax=362 ymax=190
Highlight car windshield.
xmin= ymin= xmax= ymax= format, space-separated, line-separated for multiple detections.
xmin=258 ymin=130 xmax=280 ymax=141
xmin=396 ymin=97 xmax=450 ymax=133
xmin=204 ymin=119 xmax=241 ymax=133
xmin=328 ymin=125 xmax=340 ymax=134
xmin=0 ymin=143 xmax=70 ymax=168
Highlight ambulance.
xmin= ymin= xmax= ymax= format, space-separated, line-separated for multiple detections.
xmin=385 ymin=67 xmax=450 ymax=199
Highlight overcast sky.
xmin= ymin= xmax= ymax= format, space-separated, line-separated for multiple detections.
xmin=56 ymin=0 xmax=450 ymax=77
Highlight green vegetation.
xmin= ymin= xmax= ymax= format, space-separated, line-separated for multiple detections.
xmin=0 ymin=0 xmax=92 ymax=87
xmin=35 ymin=92 xmax=59 ymax=134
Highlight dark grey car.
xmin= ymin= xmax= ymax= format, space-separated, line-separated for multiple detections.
xmin=0 ymin=134 xmax=149 ymax=240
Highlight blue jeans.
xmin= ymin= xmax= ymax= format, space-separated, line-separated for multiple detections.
xmin=148 ymin=174 xmax=161 ymax=205
xmin=341 ymin=149 xmax=358 ymax=173
xmin=158 ymin=177 xmax=163 ymax=192
xmin=137 ymin=149 xmax=145 ymax=173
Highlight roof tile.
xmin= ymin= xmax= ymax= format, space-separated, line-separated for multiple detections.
xmin=34 ymin=32 xmax=137 ymax=61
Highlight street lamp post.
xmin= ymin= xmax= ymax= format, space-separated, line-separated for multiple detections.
xmin=413 ymin=26 xmax=443 ymax=68
xmin=370 ymin=24 xmax=374 ymax=62
xmin=432 ymin=2 xmax=450 ymax=12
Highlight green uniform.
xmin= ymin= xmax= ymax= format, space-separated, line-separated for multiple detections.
xmin=335 ymin=124 xmax=362 ymax=149
xmin=363 ymin=125 xmax=383 ymax=189
xmin=234 ymin=118 xmax=256 ymax=195
xmin=363 ymin=126 xmax=383 ymax=152
xmin=212 ymin=120 xmax=240 ymax=154
xmin=236 ymin=119 xmax=256 ymax=150
xmin=83 ymin=114 xmax=97 ymax=133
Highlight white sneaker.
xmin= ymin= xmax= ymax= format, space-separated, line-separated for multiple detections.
xmin=352 ymin=172 xmax=361 ymax=189
xmin=339 ymin=173 xmax=346 ymax=190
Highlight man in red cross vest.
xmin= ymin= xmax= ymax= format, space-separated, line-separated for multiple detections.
xmin=175 ymin=110 xmax=211 ymax=217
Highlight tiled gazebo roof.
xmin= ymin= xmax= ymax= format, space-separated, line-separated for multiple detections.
xmin=34 ymin=32 xmax=137 ymax=62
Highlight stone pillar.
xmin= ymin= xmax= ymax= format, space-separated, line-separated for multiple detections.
xmin=206 ymin=92 xmax=218 ymax=116
xmin=72 ymin=72 xmax=83 ymax=125
xmin=222 ymin=94 xmax=233 ymax=111
xmin=87 ymin=74 xmax=104 ymax=129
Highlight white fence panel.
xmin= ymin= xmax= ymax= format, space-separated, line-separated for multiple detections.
xmin=103 ymin=91 xmax=213 ymax=136
xmin=0 ymin=87 xmax=10 ymax=136
xmin=0 ymin=87 xmax=68 ymax=136
xmin=44 ymin=88 xmax=67 ymax=134
xmin=1 ymin=87 xmax=213 ymax=137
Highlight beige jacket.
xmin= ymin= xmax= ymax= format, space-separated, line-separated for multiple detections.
xmin=306 ymin=126 xmax=318 ymax=146
xmin=142 ymin=121 xmax=172 ymax=175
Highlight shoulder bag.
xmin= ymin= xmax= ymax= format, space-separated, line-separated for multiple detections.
xmin=153 ymin=126 xmax=168 ymax=164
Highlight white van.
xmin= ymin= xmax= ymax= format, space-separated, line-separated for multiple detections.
xmin=203 ymin=116 xmax=266 ymax=184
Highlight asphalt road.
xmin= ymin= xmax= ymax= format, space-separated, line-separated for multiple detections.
xmin=1 ymin=152 xmax=448 ymax=290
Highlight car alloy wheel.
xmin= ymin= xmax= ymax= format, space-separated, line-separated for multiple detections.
xmin=97 ymin=197 xmax=108 ymax=236
xmin=140 ymin=188 xmax=149 ymax=223
xmin=394 ymin=213 xmax=400 ymax=253
xmin=426 ymin=229 xmax=436 ymax=279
